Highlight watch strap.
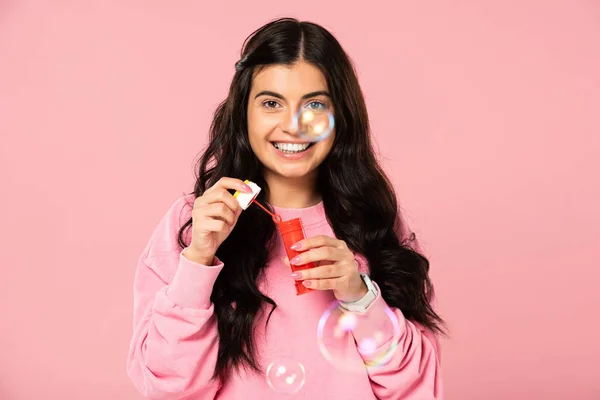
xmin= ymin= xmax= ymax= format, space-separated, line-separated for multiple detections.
xmin=339 ymin=273 xmax=378 ymax=312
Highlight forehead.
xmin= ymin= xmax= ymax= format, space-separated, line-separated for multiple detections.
xmin=250 ymin=61 xmax=329 ymax=96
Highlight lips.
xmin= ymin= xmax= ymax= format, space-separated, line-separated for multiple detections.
xmin=270 ymin=141 xmax=315 ymax=160
xmin=271 ymin=142 xmax=315 ymax=153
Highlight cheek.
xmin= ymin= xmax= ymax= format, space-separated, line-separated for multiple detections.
xmin=246 ymin=111 xmax=261 ymax=142
xmin=247 ymin=110 xmax=279 ymax=141
xmin=316 ymin=132 xmax=335 ymax=157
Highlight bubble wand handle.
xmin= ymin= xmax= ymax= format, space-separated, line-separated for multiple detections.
xmin=251 ymin=199 xmax=281 ymax=224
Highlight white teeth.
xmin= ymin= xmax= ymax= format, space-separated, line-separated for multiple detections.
xmin=273 ymin=142 xmax=310 ymax=153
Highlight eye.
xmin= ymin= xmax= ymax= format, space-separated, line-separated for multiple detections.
xmin=262 ymin=100 xmax=281 ymax=109
xmin=305 ymin=101 xmax=327 ymax=110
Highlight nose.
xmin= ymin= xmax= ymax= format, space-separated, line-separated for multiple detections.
xmin=280 ymin=107 xmax=299 ymax=137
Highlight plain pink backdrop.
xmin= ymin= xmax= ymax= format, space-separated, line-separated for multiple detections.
xmin=1 ymin=1 xmax=599 ymax=399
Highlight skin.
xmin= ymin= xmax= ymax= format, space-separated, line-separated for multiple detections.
xmin=247 ymin=61 xmax=368 ymax=302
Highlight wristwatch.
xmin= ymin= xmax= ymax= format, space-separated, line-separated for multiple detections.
xmin=339 ymin=273 xmax=378 ymax=313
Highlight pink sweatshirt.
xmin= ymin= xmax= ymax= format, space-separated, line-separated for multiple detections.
xmin=127 ymin=195 xmax=443 ymax=399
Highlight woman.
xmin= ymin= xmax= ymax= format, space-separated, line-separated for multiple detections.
xmin=127 ymin=17 xmax=446 ymax=399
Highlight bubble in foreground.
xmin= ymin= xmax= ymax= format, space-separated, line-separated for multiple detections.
xmin=266 ymin=359 xmax=306 ymax=394
xmin=317 ymin=301 xmax=401 ymax=372
xmin=292 ymin=106 xmax=334 ymax=142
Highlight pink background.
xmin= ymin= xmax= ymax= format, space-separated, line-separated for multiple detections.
xmin=1 ymin=1 xmax=599 ymax=399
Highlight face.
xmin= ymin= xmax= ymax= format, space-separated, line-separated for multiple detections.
xmin=247 ymin=61 xmax=335 ymax=181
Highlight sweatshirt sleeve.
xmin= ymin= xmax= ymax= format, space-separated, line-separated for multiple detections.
xmin=126 ymin=196 xmax=224 ymax=400
xmin=350 ymin=209 xmax=443 ymax=399
xmin=346 ymin=287 xmax=443 ymax=399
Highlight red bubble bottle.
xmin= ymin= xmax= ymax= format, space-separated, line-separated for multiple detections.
xmin=277 ymin=217 xmax=315 ymax=295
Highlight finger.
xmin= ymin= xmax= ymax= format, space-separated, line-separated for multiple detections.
xmin=282 ymin=256 xmax=317 ymax=269
xmin=289 ymin=246 xmax=348 ymax=266
xmin=197 ymin=218 xmax=230 ymax=234
xmin=200 ymin=189 xmax=242 ymax=216
xmin=203 ymin=202 xmax=236 ymax=226
xmin=291 ymin=235 xmax=347 ymax=251
xmin=302 ymin=277 xmax=345 ymax=291
xmin=212 ymin=177 xmax=253 ymax=194
xmin=291 ymin=264 xmax=344 ymax=280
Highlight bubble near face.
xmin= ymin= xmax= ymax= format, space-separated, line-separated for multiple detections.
xmin=317 ymin=301 xmax=400 ymax=372
xmin=265 ymin=359 xmax=306 ymax=394
xmin=292 ymin=107 xmax=334 ymax=142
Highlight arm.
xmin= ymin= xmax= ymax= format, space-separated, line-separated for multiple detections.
xmin=127 ymin=252 xmax=224 ymax=400
xmin=126 ymin=196 xmax=224 ymax=399
xmin=284 ymin=207 xmax=443 ymax=398
xmin=350 ymin=211 xmax=443 ymax=399
xmin=347 ymin=287 xmax=443 ymax=399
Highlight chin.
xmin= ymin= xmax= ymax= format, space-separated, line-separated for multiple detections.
xmin=270 ymin=165 xmax=317 ymax=179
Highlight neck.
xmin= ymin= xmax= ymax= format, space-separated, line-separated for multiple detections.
xmin=263 ymin=170 xmax=321 ymax=209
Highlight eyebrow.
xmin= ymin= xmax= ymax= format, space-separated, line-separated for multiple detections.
xmin=254 ymin=90 xmax=331 ymax=100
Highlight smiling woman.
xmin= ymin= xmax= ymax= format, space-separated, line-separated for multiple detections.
xmin=127 ymin=17 xmax=445 ymax=400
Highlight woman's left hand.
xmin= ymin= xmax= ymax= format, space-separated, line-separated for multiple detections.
xmin=282 ymin=235 xmax=367 ymax=303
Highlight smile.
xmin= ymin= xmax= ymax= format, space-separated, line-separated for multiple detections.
xmin=271 ymin=142 xmax=315 ymax=154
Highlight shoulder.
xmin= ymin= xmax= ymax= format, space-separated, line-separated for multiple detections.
xmin=139 ymin=193 xmax=196 ymax=278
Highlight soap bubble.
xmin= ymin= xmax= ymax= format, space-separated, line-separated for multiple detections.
xmin=317 ymin=301 xmax=400 ymax=372
xmin=266 ymin=358 xmax=306 ymax=394
xmin=292 ymin=104 xmax=334 ymax=142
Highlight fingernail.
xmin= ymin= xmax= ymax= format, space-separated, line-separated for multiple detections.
xmin=290 ymin=256 xmax=301 ymax=265
xmin=302 ymin=280 xmax=312 ymax=287
xmin=290 ymin=242 xmax=301 ymax=250
xmin=242 ymin=183 xmax=252 ymax=192
xmin=291 ymin=272 xmax=302 ymax=279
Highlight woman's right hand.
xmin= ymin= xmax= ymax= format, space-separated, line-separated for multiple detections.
xmin=183 ymin=177 xmax=253 ymax=265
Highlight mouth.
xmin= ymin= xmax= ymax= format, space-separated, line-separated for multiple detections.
xmin=271 ymin=142 xmax=315 ymax=154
